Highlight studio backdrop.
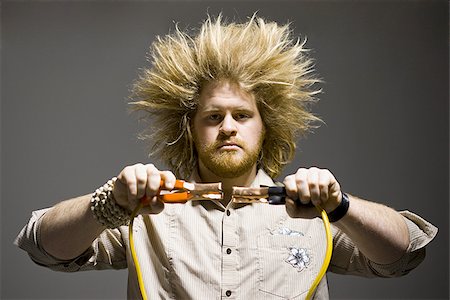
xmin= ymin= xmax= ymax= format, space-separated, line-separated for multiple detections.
xmin=2 ymin=1 xmax=448 ymax=299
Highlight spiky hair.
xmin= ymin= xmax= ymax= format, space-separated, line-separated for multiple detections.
xmin=130 ymin=14 xmax=321 ymax=179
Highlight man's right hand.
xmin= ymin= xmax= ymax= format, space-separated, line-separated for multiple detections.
xmin=113 ymin=163 xmax=176 ymax=215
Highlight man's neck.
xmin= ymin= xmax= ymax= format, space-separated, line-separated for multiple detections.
xmin=197 ymin=163 xmax=258 ymax=206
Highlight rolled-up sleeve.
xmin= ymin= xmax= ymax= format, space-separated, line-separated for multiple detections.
xmin=15 ymin=208 xmax=128 ymax=272
xmin=330 ymin=210 xmax=438 ymax=277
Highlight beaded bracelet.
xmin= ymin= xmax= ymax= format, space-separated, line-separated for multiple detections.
xmin=90 ymin=177 xmax=131 ymax=228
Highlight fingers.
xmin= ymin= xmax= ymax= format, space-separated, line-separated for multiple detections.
xmin=284 ymin=169 xmax=308 ymax=205
xmin=135 ymin=164 xmax=149 ymax=200
xmin=114 ymin=163 xmax=175 ymax=214
xmin=159 ymin=171 xmax=176 ymax=190
xmin=144 ymin=164 xmax=162 ymax=199
xmin=283 ymin=167 xmax=341 ymax=215
xmin=118 ymin=163 xmax=158 ymax=201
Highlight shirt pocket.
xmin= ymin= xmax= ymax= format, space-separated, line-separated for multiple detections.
xmin=256 ymin=233 xmax=321 ymax=299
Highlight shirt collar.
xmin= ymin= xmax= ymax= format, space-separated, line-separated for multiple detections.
xmin=250 ymin=169 xmax=276 ymax=187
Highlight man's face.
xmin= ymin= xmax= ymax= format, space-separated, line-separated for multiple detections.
xmin=192 ymin=80 xmax=265 ymax=178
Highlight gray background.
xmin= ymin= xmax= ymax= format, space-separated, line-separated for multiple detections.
xmin=2 ymin=0 xmax=448 ymax=299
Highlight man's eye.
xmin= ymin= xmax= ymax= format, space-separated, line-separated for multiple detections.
xmin=208 ymin=114 xmax=222 ymax=121
xmin=235 ymin=113 xmax=250 ymax=120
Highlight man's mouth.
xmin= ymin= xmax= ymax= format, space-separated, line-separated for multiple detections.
xmin=217 ymin=142 xmax=242 ymax=150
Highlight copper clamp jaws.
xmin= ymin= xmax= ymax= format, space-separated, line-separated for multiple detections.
xmin=231 ymin=186 xmax=287 ymax=205
xmin=158 ymin=180 xmax=223 ymax=203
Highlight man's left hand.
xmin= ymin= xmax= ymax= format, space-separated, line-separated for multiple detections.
xmin=283 ymin=167 xmax=342 ymax=218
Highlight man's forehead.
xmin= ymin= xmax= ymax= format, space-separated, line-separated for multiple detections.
xmin=198 ymin=80 xmax=257 ymax=110
xmin=198 ymin=102 xmax=254 ymax=111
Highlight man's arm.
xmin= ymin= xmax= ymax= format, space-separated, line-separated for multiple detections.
xmin=39 ymin=163 xmax=175 ymax=260
xmin=284 ymin=167 xmax=409 ymax=264
xmin=40 ymin=195 xmax=106 ymax=260
xmin=331 ymin=195 xmax=409 ymax=264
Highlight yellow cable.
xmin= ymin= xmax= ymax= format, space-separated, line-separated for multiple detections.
xmin=305 ymin=207 xmax=333 ymax=300
xmin=129 ymin=202 xmax=332 ymax=300
xmin=129 ymin=202 xmax=148 ymax=300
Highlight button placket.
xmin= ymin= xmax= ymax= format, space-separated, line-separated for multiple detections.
xmin=221 ymin=207 xmax=238 ymax=298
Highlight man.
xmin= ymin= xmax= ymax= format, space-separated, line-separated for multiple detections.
xmin=16 ymin=15 xmax=437 ymax=299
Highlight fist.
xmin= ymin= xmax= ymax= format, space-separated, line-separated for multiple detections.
xmin=283 ymin=167 xmax=342 ymax=219
xmin=112 ymin=163 xmax=176 ymax=215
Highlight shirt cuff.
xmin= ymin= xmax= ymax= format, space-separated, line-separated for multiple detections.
xmin=15 ymin=208 xmax=94 ymax=272
xmin=368 ymin=210 xmax=438 ymax=277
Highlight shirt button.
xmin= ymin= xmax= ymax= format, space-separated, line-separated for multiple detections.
xmin=226 ymin=210 xmax=231 ymax=216
xmin=226 ymin=248 xmax=232 ymax=254
xmin=226 ymin=290 xmax=232 ymax=297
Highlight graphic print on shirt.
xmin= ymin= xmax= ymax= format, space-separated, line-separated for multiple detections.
xmin=272 ymin=227 xmax=312 ymax=272
xmin=272 ymin=226 xmax=305 ymax=237
xmin=257 ymin=219 xmax=324 ymax=299
xmin=285 ymin=247 xmax=312 ymax=272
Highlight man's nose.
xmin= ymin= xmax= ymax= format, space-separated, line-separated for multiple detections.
xmin=219 ymin=114 xmax=237 ymax=136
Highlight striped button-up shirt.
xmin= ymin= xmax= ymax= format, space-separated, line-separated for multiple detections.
xmin=16 ymin=169 xmax=437 ymax=299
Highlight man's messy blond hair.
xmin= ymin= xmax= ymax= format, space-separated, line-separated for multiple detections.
xmin=130 ymin=14 xmax=321 ymax=179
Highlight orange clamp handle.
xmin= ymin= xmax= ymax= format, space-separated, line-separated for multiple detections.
xmin=140 ymin=180 xmax=188 ymax=204
xmin=158 ymin=179 xmax=190 ymax=202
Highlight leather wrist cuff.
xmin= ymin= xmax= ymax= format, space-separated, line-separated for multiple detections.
xmin=328 ymin=192 xmax=350 ymax=222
